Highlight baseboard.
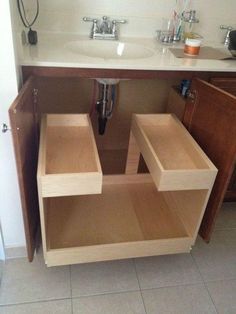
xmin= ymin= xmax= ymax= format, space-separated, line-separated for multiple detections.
xmin=5 ymin=246 xmax=27 ymax=259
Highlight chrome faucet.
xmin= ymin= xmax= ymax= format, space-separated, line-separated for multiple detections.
xmin=100 ymin=16 xmax=110 ymax=34
xmin=220 ymin=25 xmax=233 ymax=46
xmin=83 ymin=16 xmax=127 ymax=40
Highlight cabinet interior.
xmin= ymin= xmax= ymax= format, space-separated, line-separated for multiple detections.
xmin=44 ymin=179 xmax=208 ymax=251
xmin=36 ymin=77 xmax=179 ymax=175
xmin=37 ymin=110 xmax=216 ymax=266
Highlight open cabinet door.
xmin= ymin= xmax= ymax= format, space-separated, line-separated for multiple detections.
xmin=210 ymin=77 xmax=236 ymax=96
xmin=183 ymin=78 xmax=236 ymax=241
xmin=9 ymin=77 xmax=39 ymax=261
xmin=210 ymin=77 xmax=236 ymax=201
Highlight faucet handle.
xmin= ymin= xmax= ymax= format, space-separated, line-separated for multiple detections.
xmin=111 ymin=19 xmax=127 ymax=39
xmin=83 ymin=17 xmax=99 ymax=38
xmin=220 ymin=25 xmax=233 ymax=30
xmin=112 ymin=19 xmax=127 ymax=25
xmin=220 ymin=25 xmax=233 ymax=46
xmin=83 ymin=17 xmax=97 ymax=23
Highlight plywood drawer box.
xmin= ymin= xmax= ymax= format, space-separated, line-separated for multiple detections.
xmin=42 ymin=174 xmax=209 ymax=266
xmin=37 ymin=113 xmax=217 ymax=267
xmin=131 ymin=114 xmax=217 ymax=191
xmin=37 ymin=114 xmax=102 ymax=197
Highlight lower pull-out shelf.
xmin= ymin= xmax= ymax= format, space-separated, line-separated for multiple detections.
xmin=43 ymin=174 xmax=208 ymax=266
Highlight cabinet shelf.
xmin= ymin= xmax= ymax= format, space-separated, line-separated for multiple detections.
xmin=131 ymin=114 xmax=217 ymax=191
xmin=37 ymin=114 xmax=102 ymax=197
xmin=43 ymin=174 xmax=207 ymax=266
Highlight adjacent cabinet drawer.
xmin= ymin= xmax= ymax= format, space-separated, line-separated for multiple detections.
xmin=37 ymin=113 xmax=217 ymax=267
xmin=131 ymin=114 xmax=216 ymax=191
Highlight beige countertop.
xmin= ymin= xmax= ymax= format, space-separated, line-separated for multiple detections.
xmin=18 ymin=32 xmax=236 ymax=72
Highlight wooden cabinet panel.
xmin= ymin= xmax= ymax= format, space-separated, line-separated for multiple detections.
xmin=166 ymin=86 xmax=186 ymax=121
xmin=210 ymin=77 xmax=236 ymax=202
xmin=9 ymin=77 xmax=40 ymax=261
xmin=183 ymin=78 xmax=236 ymax=241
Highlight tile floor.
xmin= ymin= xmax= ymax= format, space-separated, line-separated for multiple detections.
xmin=0 ymin=202 xmax=235 ymax=314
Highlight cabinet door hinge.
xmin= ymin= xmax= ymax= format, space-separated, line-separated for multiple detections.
xmin=186 ymin=89 xmax=197 ymax=103
xmin=33 ymin=88 xmax=38 ymax=105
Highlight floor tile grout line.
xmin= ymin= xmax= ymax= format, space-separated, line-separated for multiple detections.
xmin=1 ymin=279 xmax=222 ymax=309
xmin=71 ymin=288 xmax=141 ymax=299
xmin=190 ymin=252 xmax=219 ymax=314
xmin=139 ymin=281 xmax=211 ymax=292
xmin=2 ymin=290 xmax=149 ymax=307
xmin=69 ymin=265 xmax=73 ymax=314
xmin=202 ymin=277 xmax=236 ymax=284
xmin=72 ymin=289 xmax=142 ymax=300
xmin=0 ymin=297 xmax=72 ymax=308
xmin=214 ymin=227 xmax=236 ymax=231
xmin=69 ymin=280 xmax=220 ymax=299
xmin=133 ymin=259 xmax=148 ymax=314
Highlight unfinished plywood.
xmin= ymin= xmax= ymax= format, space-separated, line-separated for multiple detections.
xmin=45 ymin=175 xmax=192 ymax=266
xmin=37 ymin=114 xmax=102 ymax=197
xmin=131 ymin=114 xmax=217 ymax=191
xmin=163 ymin=189 xmax=209 ymax=240
xmin=37 ymin=113 xmax=217 ymax=267
xmin=125 ymin=132 xmax=140 ymax=174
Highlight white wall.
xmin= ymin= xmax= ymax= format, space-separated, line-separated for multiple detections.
xmin=20 ymin=0 xmax=236 ymax=43
xmin=0 ymin=222 xmax=5 ymax=260
xmin=0 ymin=1 xmax=26 ymax=251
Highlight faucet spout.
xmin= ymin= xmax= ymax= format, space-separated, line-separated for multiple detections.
xmin=100 ymin=16 xmax=110 ymax=34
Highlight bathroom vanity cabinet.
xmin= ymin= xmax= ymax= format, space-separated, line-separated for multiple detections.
xmin=9 ymin=71 xmax=236 ymax=263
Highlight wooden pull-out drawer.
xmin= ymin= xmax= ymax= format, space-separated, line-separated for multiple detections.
xmin=37 ymin=114 xmax=102 ymax=197
xmin=37 ymin=113 xmax=217 ymax=267
xmin=44 ymin=174 xmax=206 ymax=266
xmin=131 ymin=114 xmax=217 ymax=191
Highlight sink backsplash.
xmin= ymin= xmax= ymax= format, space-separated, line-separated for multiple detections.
xmin=12 ymin=0 xmax=236 ymax=44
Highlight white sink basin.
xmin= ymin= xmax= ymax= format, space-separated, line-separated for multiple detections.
xmin=65 ymin=40 xmax=155 ymax=60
